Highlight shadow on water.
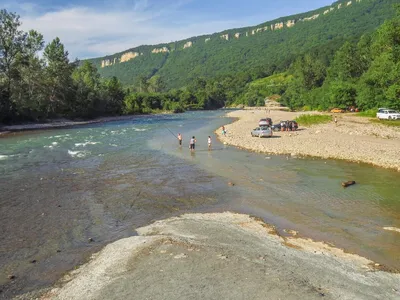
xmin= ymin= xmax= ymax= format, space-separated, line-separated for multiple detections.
xmin=0 ymin=110 xmax=399 ymax=298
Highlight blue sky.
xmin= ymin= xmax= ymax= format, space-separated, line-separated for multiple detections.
xmin=5 ymin=0 xmax=334 ymax=59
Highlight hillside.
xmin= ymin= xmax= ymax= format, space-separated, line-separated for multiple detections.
xmin=87 ymin=0 xmax=396 ymax=89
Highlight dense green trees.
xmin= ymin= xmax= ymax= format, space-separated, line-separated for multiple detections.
xmin=274 ymin=7 xmax=400 ymax=111
xmin=90 ymin=0 xmax=397 ymax=89
xmin=0 ymin=9 xmax=125 ymax=123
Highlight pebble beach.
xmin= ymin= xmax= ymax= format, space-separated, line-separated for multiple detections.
xmin=216 ymin=109 xmax=400 ymax=171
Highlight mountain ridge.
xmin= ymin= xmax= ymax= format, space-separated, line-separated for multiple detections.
xmin=86 ymin=0 xmax=396 ymax=89
xmin=92 ymin=0 xmax=341 ymax=63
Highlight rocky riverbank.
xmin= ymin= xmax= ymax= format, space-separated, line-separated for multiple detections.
xmin=216 ymin=109 xmax=400 ymax=171
xmin=17 ymin=213 xmax=400 ymax=300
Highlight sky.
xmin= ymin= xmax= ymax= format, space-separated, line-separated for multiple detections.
xmin=4 ymin=0 xmax=335 ymax=59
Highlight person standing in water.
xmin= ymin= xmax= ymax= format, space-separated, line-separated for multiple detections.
xmin=177 ymin=133 xmax=182 ymax=146
xmin=208 ymin=136 xmax=212 ymax=150
xmin=189 ymin=136 xmax=196 ymax=151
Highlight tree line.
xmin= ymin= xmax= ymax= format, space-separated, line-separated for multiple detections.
xmin=278 ymin=7 xmax=400 ymax=111
xmin=1 ymin=5 xmax=399 ymax=124
xmin=0 ymin=10 xmax=127 ymax=124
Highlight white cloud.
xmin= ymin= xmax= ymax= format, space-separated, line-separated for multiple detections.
xmin=10 ymin=0 xmax=245 ymax=59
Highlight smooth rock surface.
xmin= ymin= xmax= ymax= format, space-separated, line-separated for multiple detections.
xmin=32 ymin=213 xmax=400 ymax=300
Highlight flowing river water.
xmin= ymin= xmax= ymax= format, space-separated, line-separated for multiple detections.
xmin=1 ymin=111 xmax=399 ymax=298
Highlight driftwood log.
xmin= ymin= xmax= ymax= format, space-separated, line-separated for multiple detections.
xmin=342 ymin=181 xmax=356 ymax=188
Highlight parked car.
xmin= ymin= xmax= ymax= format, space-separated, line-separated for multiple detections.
xmin=376 ymin=109 xmax=400 ymax=120
xmin=271 ymin=123 xmax=281 ymax=131
xmin=377 ymin=108 xmax=389 ymax=114
xmin=259 ymin=118 xmax=272 ymax=126
xmin=330 ymin=108 xmax=345 ymax=113
xmin=251 ymin=127 xmax=273 ymax=138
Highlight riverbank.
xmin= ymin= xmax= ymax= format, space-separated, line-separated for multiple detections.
xmin=17 ymin=213 xmax=400 ymax=300
xmin=0 ymin=116 xmax=132 ymax=136
xmin=216 ymin=109 xmax=400 ymax=171
xmin=0 ymin=112 xmax=174 ymax=136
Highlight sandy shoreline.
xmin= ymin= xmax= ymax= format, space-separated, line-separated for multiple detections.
xmin=16 ymin=213 xmax=400 ymax=300
xmin=216 ymin=109 xmax=400 ymax=171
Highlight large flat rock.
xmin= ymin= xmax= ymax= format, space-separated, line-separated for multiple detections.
xmin=36 ymin=213 xmax=399 ymax=300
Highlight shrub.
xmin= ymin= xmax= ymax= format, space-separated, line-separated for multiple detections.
xmin=295 ymin=114 xmax=332 ymax=126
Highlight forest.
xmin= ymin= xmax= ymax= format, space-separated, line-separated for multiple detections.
xmin=1 ymin=1 xmax=399 ymax=124
xmin=90 ymin=0 xmax=397 ymax=89
xmin=0 ymin=10 xmax=126 ymax=123
xmin=269 ymin=6 xmax=400 ymax=111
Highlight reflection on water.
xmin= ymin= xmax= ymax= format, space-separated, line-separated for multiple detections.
xmin=1 ymin=111 xmax=400 ymax=298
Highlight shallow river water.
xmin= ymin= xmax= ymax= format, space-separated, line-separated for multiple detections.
xmin=1 ymin=111 xmax=399 ymax=298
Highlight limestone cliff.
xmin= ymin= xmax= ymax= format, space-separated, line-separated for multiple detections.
xmin=286 ymin=20 xmax=295 ymax=28
xmin=152 ymin=47 xmax=169 ymax=54
xmin=274 ymin=22 xmax=284 ymax=30
xmin=120 ymin=52 xmax=139 ymax=63
xmin=302 ymin=14 xmax=320 ymax=22
xmin=183 ymin=41 xmax=193 ymax=49
xmin=220 ymin=34 xmax=229 ymax=41
xmin=101 ymin=59 xmax=112 ymax=68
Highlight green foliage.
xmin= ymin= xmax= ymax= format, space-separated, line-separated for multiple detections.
xmin=370 ymin=119 xmax=400 ymax=127
xmin=280 ymin=5 xmax=400 ymax=112
xmin=295 ymin=114 xmax=332 ymax=126
xmin=0 ymin=9 xmax=126 ymax=123
xmin=88 ymin=0 xmax=397 ymax=89
xmin=357 ymin=109 xmax=378 ymax=117
xmin=326 ymin=81 xmax=357 ymax=108
xmin=248 ymin=73 xmax=292 ymax=97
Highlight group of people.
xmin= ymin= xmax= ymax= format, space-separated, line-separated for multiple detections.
xmin=280 ymin=120 xmax=298 ymax=131
xmin=177 ymin=133 xmax=212 ymax=151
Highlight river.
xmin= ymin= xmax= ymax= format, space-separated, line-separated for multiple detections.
xmin=1 ymin=110 xmax=399 ymax=298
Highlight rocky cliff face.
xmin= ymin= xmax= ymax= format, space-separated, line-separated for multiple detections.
xmin=183 ymin=41 xmax=193 ymax=49
xmin=152 ymin=47 xmax=169 ymax=54
xmin=120 ymin=52 xmax=139 ymax=63
xmin=220 ymin=34 xmax=229 ymax=41
xmin=286 ymin=20 xmax=295 ymax=28
xmin=99 ymin=0 xmax=364 ymax=69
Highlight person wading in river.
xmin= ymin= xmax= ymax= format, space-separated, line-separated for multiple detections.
xmin=177 ymin=133 xmax=182 ymax=146
xmin=189 ymin=136 xmax=196 ymax=151
xmin=208 ymin=136 xmax=212 ymax=150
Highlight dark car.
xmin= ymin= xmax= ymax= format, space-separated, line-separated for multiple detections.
xmin=272 ymin=120 xmax=298 ymax=131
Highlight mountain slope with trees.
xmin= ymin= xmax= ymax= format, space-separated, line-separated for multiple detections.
xmin=88 ymin=0 xmax=397 ymax=89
